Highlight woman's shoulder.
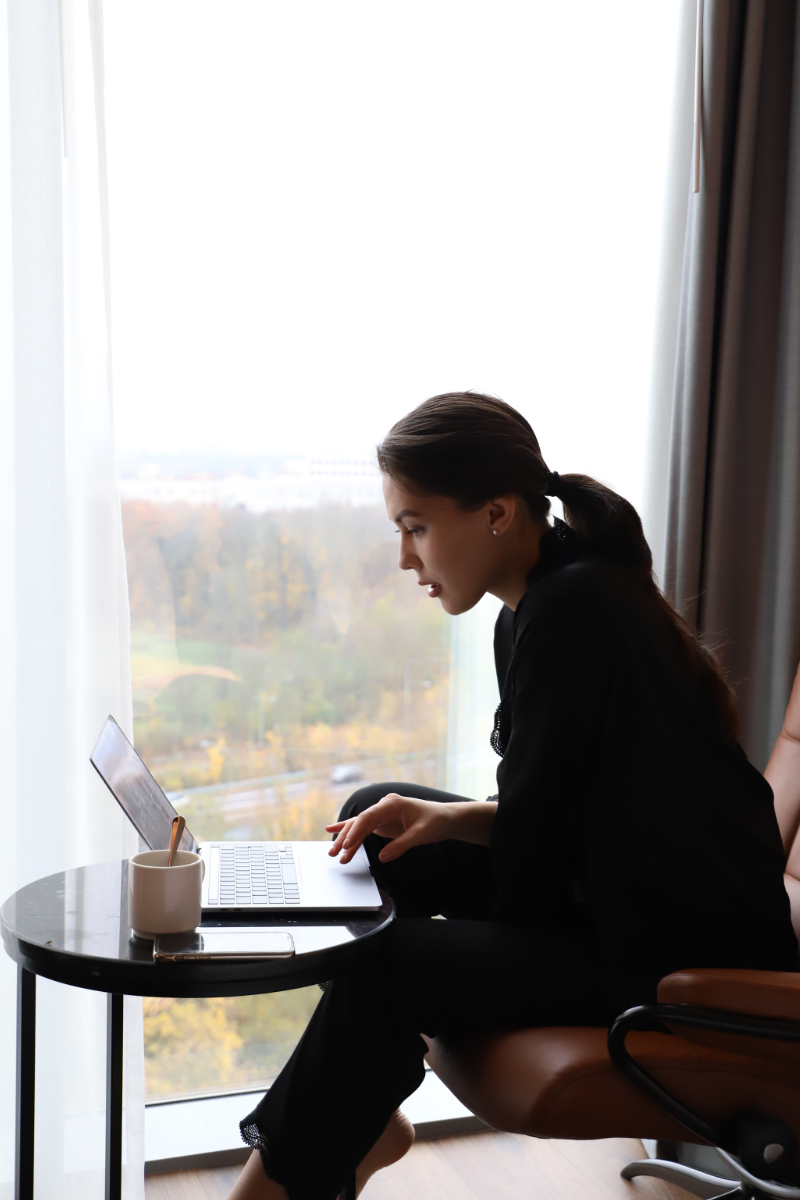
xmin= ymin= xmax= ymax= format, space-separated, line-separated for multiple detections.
xmin=518 ymin=555 xmax=633 ymax=629
xmin=491 ymin=560 xmax=613 ymax=690
xmin=520 ymin=522 xmax=634 ymax=611
xmin=492 ymin=553 xmax=609 ymax=660
xmin=502 ymin=565 xmax=622 ymax=697
xmin=510 ymin=556 xmax=668 ymax=692
xmin=498 ymin=523 xmax=667 ymax=679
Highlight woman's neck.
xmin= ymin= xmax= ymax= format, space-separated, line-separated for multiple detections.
xmin=488 ymin=520 xmax=548 ymax=610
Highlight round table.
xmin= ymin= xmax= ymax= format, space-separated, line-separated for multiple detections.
xmin=1 ymin=858 xmax=394 ymax=1200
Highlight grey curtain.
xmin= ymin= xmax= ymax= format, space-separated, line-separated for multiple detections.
xmin=654 ymin=0 xmax=800 ymax=769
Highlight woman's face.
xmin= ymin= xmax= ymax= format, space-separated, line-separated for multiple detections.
xmin=382 ymin=474 xmax=523 ymax=615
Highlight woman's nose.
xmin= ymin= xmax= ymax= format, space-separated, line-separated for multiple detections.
xmin=398 ymin=538 xmax=419 ymax=571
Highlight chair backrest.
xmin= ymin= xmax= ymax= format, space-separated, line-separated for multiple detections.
xmin=779 ymin=801 xmax=800 ymax=940
xmin=784 ymin=875 xmax=800 ymax=942
xmin=772 ymin=664 xmax=800 ymax=936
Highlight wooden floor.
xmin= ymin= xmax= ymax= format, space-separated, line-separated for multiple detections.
xmin=145 ymin=1134 xmax=693 ymax=1200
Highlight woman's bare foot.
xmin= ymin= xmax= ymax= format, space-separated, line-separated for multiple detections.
xmin=226 ymin=1109 xmax=414 ymax=1200
xmin=355 ymin=1109 xmax=415 ymax=1196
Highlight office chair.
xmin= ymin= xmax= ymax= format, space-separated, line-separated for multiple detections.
xmin=426 ymin=966 xmax=800 ymax=1199
xmin=425 ymin=669 xmax=800 ymax=1200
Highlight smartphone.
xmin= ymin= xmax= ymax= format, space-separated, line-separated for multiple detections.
xmin=154 ymin=929 xmax=295 ymax=961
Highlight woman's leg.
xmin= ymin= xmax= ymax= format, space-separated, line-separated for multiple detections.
xmin=238 ymin=915 xmax=614 ymax=1200
xmin=234 ymin=782 xmax=497 ymax=1200
xmin=230 ymin=1114 xmax=415 ymax=1200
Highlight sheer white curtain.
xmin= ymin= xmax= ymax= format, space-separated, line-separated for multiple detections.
xmin=446 ymin=595 xmax=503 ymax=801
xmin=0 ymin=1 xmax=144 ymax=1198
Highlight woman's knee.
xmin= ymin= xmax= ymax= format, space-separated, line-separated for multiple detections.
xmin=338 ymin=783 xmax=392 ymax=822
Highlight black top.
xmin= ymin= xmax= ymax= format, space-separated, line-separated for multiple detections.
xmin=490 ymin=522 xmax=799 ymax=1011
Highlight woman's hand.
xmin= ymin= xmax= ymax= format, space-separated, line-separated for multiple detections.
xmin=326 ymin=794 xmax=498 ymax=864
xmin=326 ymin=794 xmax=455 ymax=864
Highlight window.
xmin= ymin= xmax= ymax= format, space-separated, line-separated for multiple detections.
xmin=105 ymin=0 xmax=680 ymax=1102
xmin=121 ymin=470 xmax=446 ymax=1098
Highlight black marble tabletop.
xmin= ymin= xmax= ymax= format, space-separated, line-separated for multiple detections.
xmin=1 ymin=859 xmax=394 ymax=997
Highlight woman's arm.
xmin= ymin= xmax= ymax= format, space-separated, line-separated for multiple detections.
xmin=328 ymin=580 xmax=609 ymax=871
xmin=326 ymin=794 xmax=497 ymax=864
xmin=489 ymin=581 xmax=612 ymax=924
xmin=765 ymin=660 xmax=800 ymax=859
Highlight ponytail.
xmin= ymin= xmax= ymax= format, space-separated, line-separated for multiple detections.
xmin=379 ymin=392 xmax=739 ymax=743
xmin=546 ymin=471 xmax=739 ymax=742
xmin=544 ymin=472 xmax=652 ymax=570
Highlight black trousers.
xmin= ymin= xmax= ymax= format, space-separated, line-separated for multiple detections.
xmin=240 ymin=783 xmax=614 ymax=1200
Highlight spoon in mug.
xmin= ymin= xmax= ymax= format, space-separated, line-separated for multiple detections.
xmin=168 ymin=815 xmax=185 ymax=866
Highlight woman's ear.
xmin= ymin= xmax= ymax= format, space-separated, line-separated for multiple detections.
xmin=486 ymin=495 xmax=518 ymax=536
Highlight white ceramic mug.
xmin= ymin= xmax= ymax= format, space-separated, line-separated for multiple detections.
xmin=129 ymin=849 xmax=205 ymax=938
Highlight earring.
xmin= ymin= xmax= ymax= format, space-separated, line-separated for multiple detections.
xmin=492 ymin=530 xmax=498 ymax=536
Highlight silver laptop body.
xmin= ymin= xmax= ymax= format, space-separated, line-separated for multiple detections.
xmin=91 ymin=716 xmax=382 ymax=912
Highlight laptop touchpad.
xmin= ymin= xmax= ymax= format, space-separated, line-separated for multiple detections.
xmin=297 ymin=856 xmax=378 ymax=902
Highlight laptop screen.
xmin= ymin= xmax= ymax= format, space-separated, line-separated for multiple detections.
xmin=91 ymin=716 xmax=197 ymax=852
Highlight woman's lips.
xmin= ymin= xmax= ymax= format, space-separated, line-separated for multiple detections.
xmin=426 ymin=583 xmax=442 ymax=598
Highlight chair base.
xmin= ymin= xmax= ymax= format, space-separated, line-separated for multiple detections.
xmin=623 ymin=1158 xmax=743 ymax=1199
xmin=626 ymin=1146 xmax=800 ymax=1200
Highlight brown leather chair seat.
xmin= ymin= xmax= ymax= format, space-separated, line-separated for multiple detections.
xmin=426 ymin=1024 xmax=800 ymax=1144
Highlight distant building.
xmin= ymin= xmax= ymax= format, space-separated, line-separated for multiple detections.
xmin=118 ymin=455 xmax=384 ymax=511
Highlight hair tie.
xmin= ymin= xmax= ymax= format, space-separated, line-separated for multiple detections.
xmin=544 ymin=470 xmax=562 ymax=497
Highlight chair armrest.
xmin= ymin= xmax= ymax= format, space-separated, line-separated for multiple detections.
xmin=658 ymin=968 xmax=800 ymax=1022
xmin=609 ymin=1001 xmax=800 ymax=1176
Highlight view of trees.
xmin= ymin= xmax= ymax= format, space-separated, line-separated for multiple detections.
xmin=143 ymin=988 xmax=321 ymax=1099
xmin=123 ymin=497 xmax=450 ymax=1098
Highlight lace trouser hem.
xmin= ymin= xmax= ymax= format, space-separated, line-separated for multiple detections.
xmin=240 ymin=1121 xmax=343 ymax=1200
xmin=240 ymin=1121 xmax=273 ymax=1179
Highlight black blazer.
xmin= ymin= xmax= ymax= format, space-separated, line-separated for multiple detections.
xmin=491 ymin=522 xmax=799 ymax=1011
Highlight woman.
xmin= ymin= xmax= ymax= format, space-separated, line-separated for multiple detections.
xmin=231 ymin=393 xmax=799 ymax=1200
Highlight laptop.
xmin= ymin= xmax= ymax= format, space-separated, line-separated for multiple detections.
xmin=91 ymin=716 xmax=383 ymax=912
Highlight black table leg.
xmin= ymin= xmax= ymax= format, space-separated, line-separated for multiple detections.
xmin=15 ymin=966 xmax=35 ymax=1200
xmin=105 ymin=993 xmax=124 ymax=1200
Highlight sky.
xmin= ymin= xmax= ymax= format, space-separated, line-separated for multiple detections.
xmin=103 ymin=0 xmax=682 ymax=513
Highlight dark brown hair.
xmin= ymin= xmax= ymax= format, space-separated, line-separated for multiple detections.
xmin=378 ymin=392 xmax=739 ymax=742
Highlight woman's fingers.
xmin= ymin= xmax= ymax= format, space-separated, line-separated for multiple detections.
xmin=328 ymin=807 xmax=395 ymax=860
xmin=327 ymin=794 xmax=447 ymax=864
xmin=327 ymin=817 xmax=358 ymax=857
xmin=328 ymin=809 xmax=384 ymax=862
xmin=377 ymin=829 xmax=421 ymax=862
xmin=326 ymin=820 xmax=347 ymax=844
xmin=332 ymin=795 xmax=408 ymax=862
xmin=376 ymin=807 xmax=442 ymax=862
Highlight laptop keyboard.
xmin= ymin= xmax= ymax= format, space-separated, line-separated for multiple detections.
xmin=206 ymin=843 xmax=301 ymax=907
